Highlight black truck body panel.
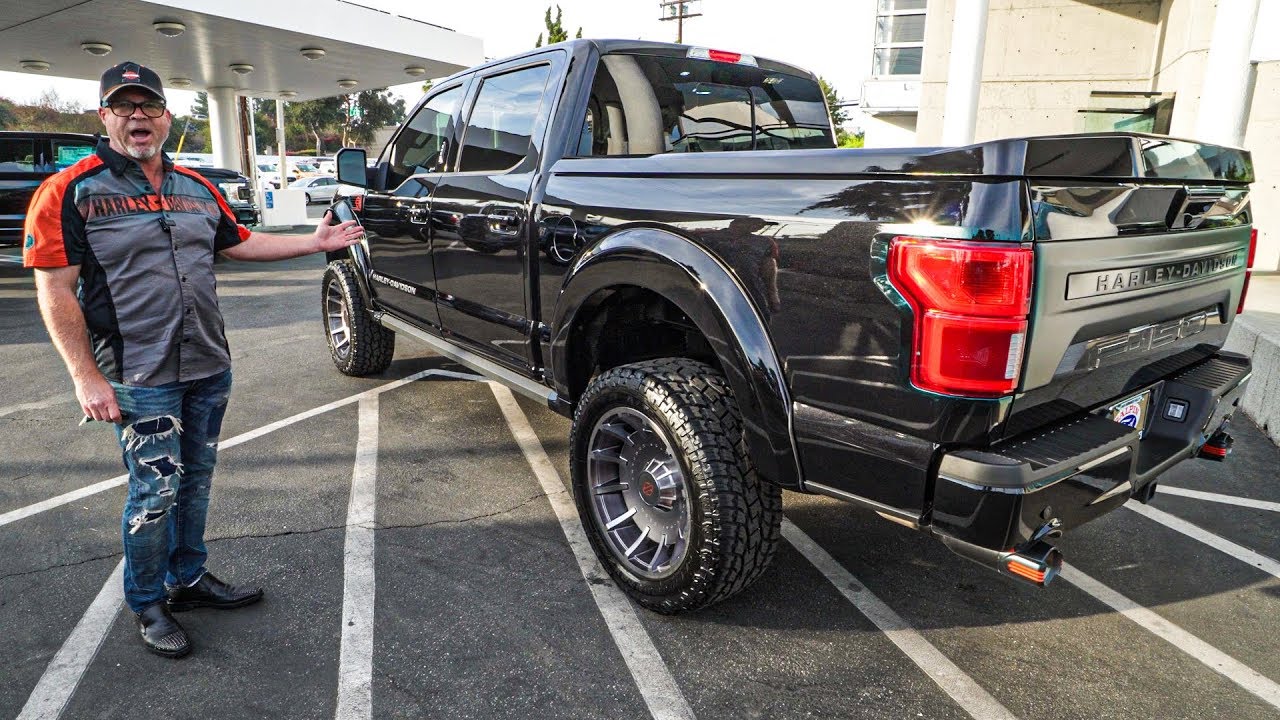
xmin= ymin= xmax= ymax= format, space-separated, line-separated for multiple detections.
xmin=340 ymin=38 xmax=1254 ymax=576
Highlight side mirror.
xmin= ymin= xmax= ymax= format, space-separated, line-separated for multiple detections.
xmin=335 ymin=147 xmax=367 ymax=188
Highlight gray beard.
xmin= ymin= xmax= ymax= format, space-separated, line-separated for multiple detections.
xmin=125 ymin=129 xmax=169 ymax=160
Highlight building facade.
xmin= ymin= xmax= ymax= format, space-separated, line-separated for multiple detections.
xmin=858 ymin=0 xmax=1279 ymax=271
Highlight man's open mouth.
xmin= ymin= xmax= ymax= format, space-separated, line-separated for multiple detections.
xmin=129 ymin=129 xmax=153 ymax=142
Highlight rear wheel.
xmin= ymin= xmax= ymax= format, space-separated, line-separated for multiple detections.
xmin=322 ymin=260 xmax=394 ymax=376
xmin=570 ymin=358 xmax=782 ymax=613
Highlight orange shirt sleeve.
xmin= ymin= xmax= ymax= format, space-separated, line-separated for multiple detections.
xmin=22 ymin=162 xmax=92 ymax=268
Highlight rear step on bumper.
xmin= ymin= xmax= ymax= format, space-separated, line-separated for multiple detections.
xmin=929 ymin=351 xmax=1250 ymax=583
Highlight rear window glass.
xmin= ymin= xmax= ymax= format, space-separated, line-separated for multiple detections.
xmin=576 ymin=52 xmax=834 ymax=156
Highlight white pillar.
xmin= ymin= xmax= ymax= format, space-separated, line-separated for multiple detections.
xmin=1195 ymin=0 xmax=1262 ymax=147
xmin=206 ymin=86 xmax=240 ymax=170
xmin=941 ymin=0 xmax=991 ymax=146
xmin=276 ymin=99 xmax=289 ymax=189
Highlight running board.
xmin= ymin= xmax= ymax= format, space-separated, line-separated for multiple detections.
xmin=375 ymin=312 xmax=560 ymax=408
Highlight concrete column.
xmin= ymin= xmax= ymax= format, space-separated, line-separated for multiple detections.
xmin=940 ymin=0 xmax=991 ymax=146
xmin=276 ymin=99 xmax=288 ymax=189
xmin=1195 ymin=0 xmax=1262 ymax=147
xmin=206 ymin=86 xmax=241 ymax=170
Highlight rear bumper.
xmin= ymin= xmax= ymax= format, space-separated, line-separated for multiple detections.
xmin=929 ymin=351 xmax=1251 ymax=553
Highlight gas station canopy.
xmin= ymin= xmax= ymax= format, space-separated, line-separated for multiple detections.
xmin=0 ymin=0 xmax=483 ymax=101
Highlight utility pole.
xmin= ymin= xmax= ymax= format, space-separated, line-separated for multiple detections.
xmin=659 ymin=0 xmax=701 ymax=44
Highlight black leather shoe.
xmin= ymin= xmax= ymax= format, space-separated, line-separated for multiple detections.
xmin=136 ymin=602 xmax=191 ymax=658
xmin=167 ymin=572 xmax=264 ymax=612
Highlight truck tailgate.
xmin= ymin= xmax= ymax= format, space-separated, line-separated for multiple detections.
xmin=1005 ymin=135 xmax=1253 ymax=437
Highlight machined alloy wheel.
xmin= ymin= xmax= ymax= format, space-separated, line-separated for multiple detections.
xmin=321 ymin=260 xmax=394 ymax=376
xmin=571 ymin=358 xmax=782 ymax=613
xmin=325 ymin=275 xmax=353 ymax=362
xmin=587 ymin=407 xmax=691 ymax=580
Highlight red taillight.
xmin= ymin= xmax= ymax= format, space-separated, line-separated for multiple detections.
xmin=889 ymin=237 xmax=1034 ymax=397
xmin=351 ymin=194 xmax=364 ymax=213
xmin=1238 ymin=227 xmax=1257 ymax=314
xmin=687 ymin=47 xmax=758 ymax=66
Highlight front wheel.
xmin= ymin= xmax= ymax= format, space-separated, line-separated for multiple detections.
xmin=305 ymin=192 xmax=313 ymax=204
xmin=322 ymin=260 xmax=395 ymax=376
xmin=570 ymin=358 xmax=782 ymax=613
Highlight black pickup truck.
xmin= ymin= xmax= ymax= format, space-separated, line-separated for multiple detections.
xmin=322 ymin=39 xmax=1256 ymax=612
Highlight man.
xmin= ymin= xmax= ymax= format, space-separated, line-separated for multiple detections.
xmin=22 ymin=61 xmax=365 ymax=658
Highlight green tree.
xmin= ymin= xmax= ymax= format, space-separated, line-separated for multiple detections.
xmin=0 ymin=99 xmax=17 ymax=130
xmin=818 ymin=76 xmax=847 ymax=126
xmin=289 ymin=96 xmax=345 ymax=156
xmin=535 ymin=5 xmax=580 ymax=47
xmin=342 ymin=89 xmax=405 ymax=148
xmin=192 ymin=91 xmax=209 ymax=118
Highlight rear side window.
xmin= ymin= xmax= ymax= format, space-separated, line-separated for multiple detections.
xmin=388 ymin=85 xmax=463 ymax=186
xmin=458 ymin=64 xmax=553 ymax=173
xmin=52 ymin=139 xmax=95 ymax=170
xmin=0 ymin=137 xmax=38 ymax=172
xmin=576 ymin=53 xmax=834 ymax=156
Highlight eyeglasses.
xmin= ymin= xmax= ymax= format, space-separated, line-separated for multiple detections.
xmin=102 ymin=99 xmax=167 ymax=118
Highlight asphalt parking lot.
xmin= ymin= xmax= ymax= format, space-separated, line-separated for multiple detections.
xmin=2 ymin=248 xmax=1279 ymax=720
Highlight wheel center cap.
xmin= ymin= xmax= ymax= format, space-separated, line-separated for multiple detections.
xmin=639 ymin=458 xmax=679 ymax=510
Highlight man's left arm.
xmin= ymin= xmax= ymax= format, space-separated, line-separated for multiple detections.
xmin=220 ymin=210 xmax=365 ymax=261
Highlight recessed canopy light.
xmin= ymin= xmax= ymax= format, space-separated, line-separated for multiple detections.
xmin=153 ymin=21 xmax=186 ymax=37
xmin=278 ymin=90 xmax=298 ymax=99
xmin=168 ymin=77 xmax=192 ymax=87
xmin=19 ymin=60 xmax=51 ymax=72
xmin=81 ymin=42 xmax=112 ymax=56
xmin=336 ymin=79 xmax=358 ymax=89
xmin=404 ymin=66 xmax=427 ymax=77
xmin=229 ymin=63 xmax=254 ymax=75
xmin=300 ymin=48 xmax=326 ymax=60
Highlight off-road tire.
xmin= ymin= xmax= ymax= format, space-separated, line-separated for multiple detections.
xmin=570 ymin=358 xmax=783 ymax=613
xmin=322 ymin=260 xmax=394 ymax=376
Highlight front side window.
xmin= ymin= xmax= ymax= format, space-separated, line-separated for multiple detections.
xmin=576 ymin=53 xmax=833 ymax=156
xmin=389 ymin=85 xmax=464 ymax=184
xmin=0 ymin=138 xmax=38 ymax=172
xmin=458 ymin=64 xmax=553 ymax=173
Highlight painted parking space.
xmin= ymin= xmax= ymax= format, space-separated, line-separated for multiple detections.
xmin=2 ymin=256 xmax=1279 ymax=719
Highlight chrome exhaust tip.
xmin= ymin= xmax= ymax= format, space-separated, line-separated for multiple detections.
xmin=997 ymin=541 xmax=1062 ymax=587
xmin=937 ymin=534 xmax=1063 ymax=588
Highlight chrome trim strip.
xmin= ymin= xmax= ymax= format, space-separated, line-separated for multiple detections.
xmin=376 ymin=313 xmax=559 ymax=406
xmin=1077 ymin=446 xmax=1132 ymax=474
xmin=804 ymin=481 xmax=919 ymax=526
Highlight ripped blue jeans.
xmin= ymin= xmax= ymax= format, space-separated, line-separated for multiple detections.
xmin=110 ymin=369 xmax=232 ymax=613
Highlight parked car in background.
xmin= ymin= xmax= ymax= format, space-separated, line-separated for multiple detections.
xmin=256 ymin=163 xmax=299 ymax=190
xmin=0 ymin=131 xmax=97 ymax=246
xmin=191 ymin=166 xmax=259 ymax=225
xmin=292 ymin=175 xmax=342 ymax=204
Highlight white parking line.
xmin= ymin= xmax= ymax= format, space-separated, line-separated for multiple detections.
xmin=1061 ymin=563 xmax=1280 ymax=710
xmin=781 ymin=520 xmax=1019 ymax=720
xmin=0 ymin=392 xmax=76 ymax=419
xmin=1156 ymin=486 xmax=1280 ymax=513
xmin=15 ymin=560 xmax=125 ymax=720
xmin=8 ymin=368 xmax=484 ymax=720
xmin=1125 ymin=501 xmax=1280 ymax=579
xmin=0 ymin=368 xmax=483 ymax=529
xmin=336 ymin=396 xmax=379 ymax=720
xmin=488 ymin=384 xmax=697 ymax=720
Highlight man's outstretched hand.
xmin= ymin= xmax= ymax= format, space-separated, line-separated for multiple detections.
xmin=313 ymin=210 xmax=365 ymax=252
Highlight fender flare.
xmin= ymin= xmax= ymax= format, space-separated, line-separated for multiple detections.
xmin=549 ymin=227 xmax=800 ymax=489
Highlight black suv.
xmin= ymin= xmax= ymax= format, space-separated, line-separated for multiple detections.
xmin=0 ymin=131 xmax=97 ymax=246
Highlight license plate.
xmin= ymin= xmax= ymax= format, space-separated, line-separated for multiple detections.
xmin=1107 ymin=391 xmax=1151 ymax=433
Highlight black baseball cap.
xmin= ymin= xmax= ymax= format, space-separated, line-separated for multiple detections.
xmin=100 ymin=61 xmax=166 ymax=103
